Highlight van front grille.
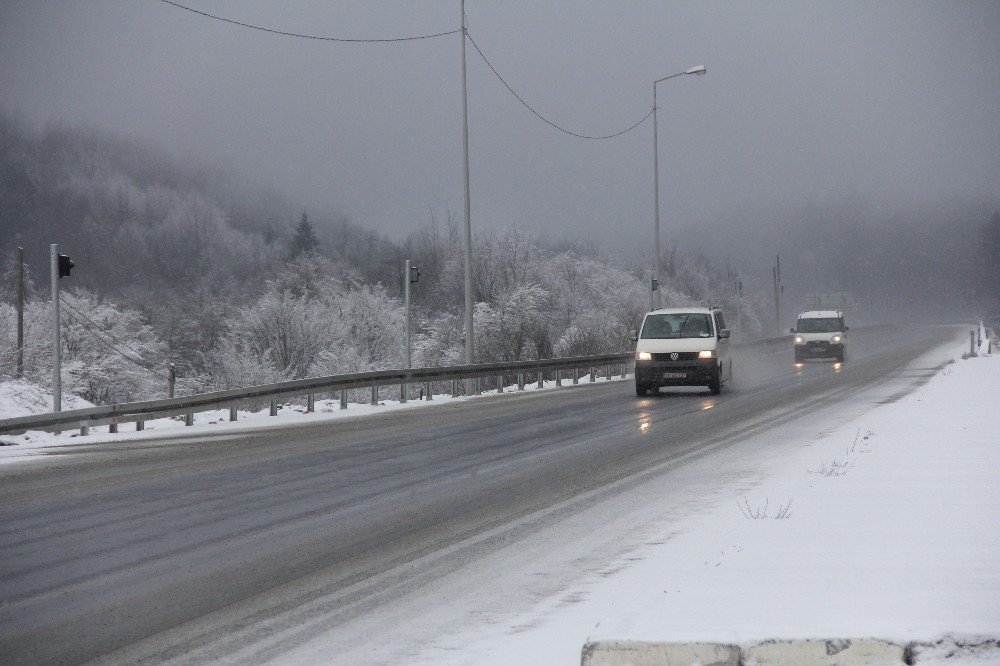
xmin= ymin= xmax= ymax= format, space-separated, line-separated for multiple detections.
xmin=650 ymin=352 xmax=700 ymax=361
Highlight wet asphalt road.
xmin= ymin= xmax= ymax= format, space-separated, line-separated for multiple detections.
xmin=0 ymin=326 xmax=957 ymax=664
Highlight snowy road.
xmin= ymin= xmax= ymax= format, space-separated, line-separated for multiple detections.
xmin=0 ymin=326 xmax=959 ymax=664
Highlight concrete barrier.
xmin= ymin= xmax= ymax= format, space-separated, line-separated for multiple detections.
xmin=582 ymin=638 xmax=910 ymax=665
xmin=582 ymin=641 xmax=740 ymax=666
xmin=744 ymin=638 xmax=907 ymax=664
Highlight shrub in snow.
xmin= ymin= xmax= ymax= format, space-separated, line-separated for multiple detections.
xmin=0 ymin=291 xmax=166 ymax=404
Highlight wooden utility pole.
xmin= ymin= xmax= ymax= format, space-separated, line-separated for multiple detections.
xmin=16 ymin=247 xmax=24 ymax=378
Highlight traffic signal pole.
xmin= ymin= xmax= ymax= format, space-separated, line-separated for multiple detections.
xmin=51 ymin=244 xmax=61 ymax=413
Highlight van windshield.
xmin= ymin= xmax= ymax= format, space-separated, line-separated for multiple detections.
xmin=796 ymin=317 xmax=843 ymax=333
xmin=641 ymin=313 xmax=713 ymax=339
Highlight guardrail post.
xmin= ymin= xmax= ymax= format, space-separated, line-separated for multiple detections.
xmin=425 ymin=381 xmax=432 ymax=400
xmin=185 ymin=413 xmax=193 ymax=426
xmin=573 ymin=368 xmax=579 ymax=385
xmin=518 ymin=372 xmax=524 ymax=390
xmin=452 ymin=379 xmax=459 ymax=396
xmin=400 ymin=383 xmax=407 ymax=404
xmin=555 ymin=369 xmax=562 ymax=387
xmin=230 ymin=406 xmax=238 ymax=421
xmin=970 ymin=330 xmax=977 ymax=356
xmin=372 ymin=385 xmax=379 ymax=405
xmin=307 ymin=394 xmax=315 ymax=412
xmin=605 ymin=364 xmax=611 ymax=381
xmin=340 ymin=390 xmax=347 ymax=410
xmin=589 ymin=365 xmax=595 ymax=382
xmin=269 ymin=399 xmax=277 ymax=416
xmin=80 ymin=424 xmax=88 ymax=436
xmin=136 ymin=420 xmax=144 ymax=431
xmin=621 ymin=362 xmax=627 ymax=378
xmin=474 ymin=377 xmax=481 ymax=395
xmin=537 ymin=371 xmax=543 ymax=389
xmin=496 ymin=374 xmax=503 ymax=393
xmin=110 ymin=423 xmax=118 ymax=434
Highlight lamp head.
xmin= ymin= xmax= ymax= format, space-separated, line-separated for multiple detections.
xmin=685 ymin=65 xmax=707 ymax=76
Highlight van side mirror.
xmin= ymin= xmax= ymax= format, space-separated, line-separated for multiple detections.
xmin=630 ymin=329 xmax=639 ymax=342
xmin=719 ymin=329 xmax=731 ymax=339
xmin=789 ymin=327 xmax=796 ymax=334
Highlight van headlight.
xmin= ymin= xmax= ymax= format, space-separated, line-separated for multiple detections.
xmin=636 ymin=351 xmax=652 ymax=361
xmin=698 ymin=350 xmax=715 ymax=359
xmin=794 ymin=335 xmax=804 ymax=344
xmin=832 ymin=335 xmax=842 ymax=343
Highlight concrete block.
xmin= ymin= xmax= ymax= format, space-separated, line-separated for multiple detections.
xmin=742 ymin=638 xmax=906 ymax=665
xmin=581 ymin=640 xmax=740 ymax=666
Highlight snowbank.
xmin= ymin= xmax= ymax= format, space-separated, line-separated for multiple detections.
xmin=407 ymin=340 xmax=1000 ymax=664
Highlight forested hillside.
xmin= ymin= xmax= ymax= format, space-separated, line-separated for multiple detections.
xmin=1 ymin=113 xmax=764 ymax=404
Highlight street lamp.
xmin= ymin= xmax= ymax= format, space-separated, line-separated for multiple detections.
xmin=652 ymin=64 xmax=706 ymax=309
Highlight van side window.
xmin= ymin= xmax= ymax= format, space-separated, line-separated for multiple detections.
xmin=714 ymin=312 xmax=726 ymax=335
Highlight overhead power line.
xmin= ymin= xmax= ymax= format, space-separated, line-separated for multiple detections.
xmin=158 ymin=0 xmax=461 ymax=42
xmin=58 ymin=297 xmax=165 ymax=379
xmin=157 ymin=1 xmax=652 ymax=139
xmin=465 ymin=33 xmax=653 ymax=140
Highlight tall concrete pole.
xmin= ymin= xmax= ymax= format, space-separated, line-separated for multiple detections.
xmin=653 ymin=82 xmax=661 ymax=309
xmin=50 ymin=244 xmax=61 ymax=412
xmin=461 ymin=0 xmax=474 ymax=369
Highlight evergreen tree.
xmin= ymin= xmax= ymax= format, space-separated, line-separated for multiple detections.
xmin=288 ymin=212 xmax=320 ymax=260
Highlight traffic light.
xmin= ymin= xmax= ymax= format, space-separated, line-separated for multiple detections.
xmin=57 ymin=254 xmax=74 ymax=278
xmin=408 ymin=264 xmax=420 ymax=284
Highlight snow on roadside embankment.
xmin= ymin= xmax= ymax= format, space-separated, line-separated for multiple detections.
xmin=0 ymin=380 xmax=94 ymax=420
xmin=415 ymin=338 xmax=1000 ymax=665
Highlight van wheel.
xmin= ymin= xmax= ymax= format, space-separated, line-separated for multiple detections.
xmin=836 ymin=350 xmax=845 ymax=363
xmin=708 ymin=366 xmax=722 ymax=395
xmin=635 ymin=381 xmax=649 ymax=396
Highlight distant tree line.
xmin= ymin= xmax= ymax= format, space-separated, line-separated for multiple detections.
xmin=12 ymin=111 xmax=997 ymax=405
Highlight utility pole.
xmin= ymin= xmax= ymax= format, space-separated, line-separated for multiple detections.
xmin=772 ymin=264 xmax=779 ymax=337
xmin=460 ymin=0 xmax=474 ymax=378
xmin=774 ymin=254 xmax=785 ymax=336
xmin=16 ymin=247 xmax=24 ymax=378
xmin=51 ymin=244 xmax=61 ymax=413
xmin=735 ymin=279 xmax=742 ymax=338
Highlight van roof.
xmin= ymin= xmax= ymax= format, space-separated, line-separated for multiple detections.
xmin=646 ymin=307 xmax=715 ymax=315
xmin=798 ymin=310 xmax=842 ymax=318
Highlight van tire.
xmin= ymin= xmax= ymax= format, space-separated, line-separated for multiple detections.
xmin=708 ymin=366 xmax=722 ymax=395
xmin=635 ymin=381 xmax=650 ymax=396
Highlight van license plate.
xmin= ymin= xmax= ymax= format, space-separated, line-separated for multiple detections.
xmin=663 ymin=372 xmax=686 ymax=379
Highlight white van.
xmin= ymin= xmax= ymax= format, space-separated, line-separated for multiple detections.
xmin=791 ymin=310 xmax=848 ymax=362
xmin=633 ymin=307 xmax=732 ymax=396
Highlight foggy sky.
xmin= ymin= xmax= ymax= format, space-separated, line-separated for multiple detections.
xmin=2 ymin=0 xmax=999 ymax=261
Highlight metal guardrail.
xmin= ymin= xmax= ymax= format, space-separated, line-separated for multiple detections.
xmin=0 ymin=327 xmax=891 ymax=437
xmin=0 ymin=353 xmax=633 ymax=436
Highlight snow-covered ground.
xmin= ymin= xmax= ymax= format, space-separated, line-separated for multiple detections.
xmin=375 ymin=336 xmax=996 ymax=665
xmin=2 ymin=335 xmax=997 ymax=663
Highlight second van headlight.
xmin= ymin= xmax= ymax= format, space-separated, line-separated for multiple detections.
xmin=636 ymin=351 xmax=652 ymax=361
xmin=832 ymin=334 xmax=842 ymax=343
xmin=698 ymin=350 xmax=715 ymax=359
